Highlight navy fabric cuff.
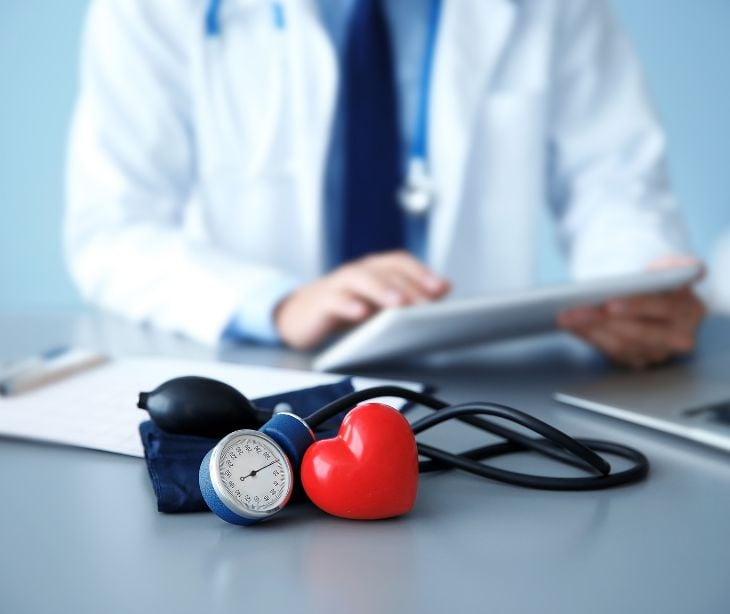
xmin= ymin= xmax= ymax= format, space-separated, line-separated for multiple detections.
xmin=139 ymin=378 xmax=356 ymax=513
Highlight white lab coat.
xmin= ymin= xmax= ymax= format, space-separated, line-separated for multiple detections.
xmin=65 ymin=0 xmax=689 ymax=345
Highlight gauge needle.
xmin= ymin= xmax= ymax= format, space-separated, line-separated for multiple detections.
xmin=239 ymin=460 xmax=278 ymax=482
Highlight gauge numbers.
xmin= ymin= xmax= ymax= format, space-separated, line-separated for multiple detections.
xmin=218 ymin=433 xmax=291 ymax=515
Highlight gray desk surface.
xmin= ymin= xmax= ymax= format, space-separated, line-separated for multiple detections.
xmin=1 ymin=311 xmax=729 ymax=614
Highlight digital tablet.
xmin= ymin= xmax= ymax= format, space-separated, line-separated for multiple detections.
xmin=313 ymin=264 xmax=703 ymax=372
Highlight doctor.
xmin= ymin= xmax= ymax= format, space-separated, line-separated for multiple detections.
xmin=65 ymin=0 xmax=704 ymax=368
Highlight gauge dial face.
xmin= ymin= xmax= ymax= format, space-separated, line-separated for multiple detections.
xmin=214 ymin=431 xmax=292 ymax=517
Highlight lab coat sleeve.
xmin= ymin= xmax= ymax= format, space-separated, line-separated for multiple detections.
xmin=548 ymin=0 xmax=693 ymax=280
xmin=224 ymin=275 xmax=301 ymax=343
xmin=64 ymin=0 xmax=300 ymax=345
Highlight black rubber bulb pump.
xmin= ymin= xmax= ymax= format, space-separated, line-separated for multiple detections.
xmin=138 ymin=376 xmax=267 ymax=438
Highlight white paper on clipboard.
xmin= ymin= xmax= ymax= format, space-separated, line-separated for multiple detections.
xmin=0 ymin=357 xmax=424 ymax=458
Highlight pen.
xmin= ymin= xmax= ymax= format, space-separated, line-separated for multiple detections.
xmin=0 ymin=347 xmax=108 ymax=396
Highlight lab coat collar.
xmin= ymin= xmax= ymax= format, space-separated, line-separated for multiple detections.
xmin=428 ymin=0 xmax=517 ymax=272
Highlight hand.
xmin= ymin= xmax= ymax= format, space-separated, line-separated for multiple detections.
xmin=557 ymin=260 xmax=707 ymax=369
xmin=275 ymin=251 xmax=450 ymax=349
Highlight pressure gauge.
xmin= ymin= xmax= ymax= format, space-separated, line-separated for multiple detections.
xmin=200 ymin=413 xmax=315 ymax=525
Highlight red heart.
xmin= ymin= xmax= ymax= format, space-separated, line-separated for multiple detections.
xmin=301 ymin=402 xmax=419 ymax=520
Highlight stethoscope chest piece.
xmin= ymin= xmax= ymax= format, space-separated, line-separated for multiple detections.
xmin=398 ymin=158 xmax=435 ymax=216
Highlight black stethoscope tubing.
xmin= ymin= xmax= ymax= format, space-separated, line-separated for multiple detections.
xmin=417 ymin=436 xmax=649 ymax=491
xmin=305 ymin=386 xmax=649 ymax=491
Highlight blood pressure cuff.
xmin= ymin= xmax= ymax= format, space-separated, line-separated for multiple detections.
xmin=139 ymin=378 xmax=356 ymax=513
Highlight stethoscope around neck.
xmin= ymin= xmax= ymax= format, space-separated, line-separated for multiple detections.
xmin=204 ymin=0 xmax=442 ymax=217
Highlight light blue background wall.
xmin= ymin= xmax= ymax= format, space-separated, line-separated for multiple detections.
xmin=1 ymin=0 xmax=729 ymax=311
xmin=0 ymin=0 xmax=89 ymax=309
xmin=538 ymin=0 xmax=730 ymax=282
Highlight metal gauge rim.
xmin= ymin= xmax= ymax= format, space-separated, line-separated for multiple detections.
xmin=209 ymin=428 xmax=294 ymax=520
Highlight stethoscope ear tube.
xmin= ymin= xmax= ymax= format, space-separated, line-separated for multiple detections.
xmin=205 ymin=0 xmax=223 ymax=36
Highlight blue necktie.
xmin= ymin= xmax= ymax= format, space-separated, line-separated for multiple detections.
xmin=339 ymin=0 xmax=405 ymax=263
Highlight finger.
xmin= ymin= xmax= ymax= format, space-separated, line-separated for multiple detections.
xmin=276 ymin=284 xmax=373 ymax=349
xmin=557 ymin=305 xmax=606 ymax=329
xmin=626 ymin=313 xmax=698 ymax=355
xmin=667 ymin=292 xmax=707 ymax=335
xmin=331 ymin=265 xmax=405 ymax=309
xmin=603 ymin=318 xmax=676 ymax=364
xmin=382 ymin=270 xmax=433 ymax=305
xmin=605 ymin=293 xmax=678 ymax=321
xmin=325 ymin=292 xmax=374 ymax=324
xmin=606 ymin=285 xmax=707 ymax=322
xmin=583 ymin=327 xmax=662 ymax=369
xmin=608 ymin=289 xmax=706 ymax=333
xmin=365 ymin=251 xmax=450 ymax=298
xmin=572 ymin=323 xmax=648 ymax=369
xmin=572 ymin=316 xmax=693 ymax=368
xmin=568 ymin=316 xmax=660 ymax=366
xmin=362 ymin=256 xmax=431 ymax=304
xmin=677 ymin=289 xmax=708 ymax=328
xmin=606 ymin=318 xmax=672 ymax=351
xmin=647 ymin=255 xmax=706 ymax=282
